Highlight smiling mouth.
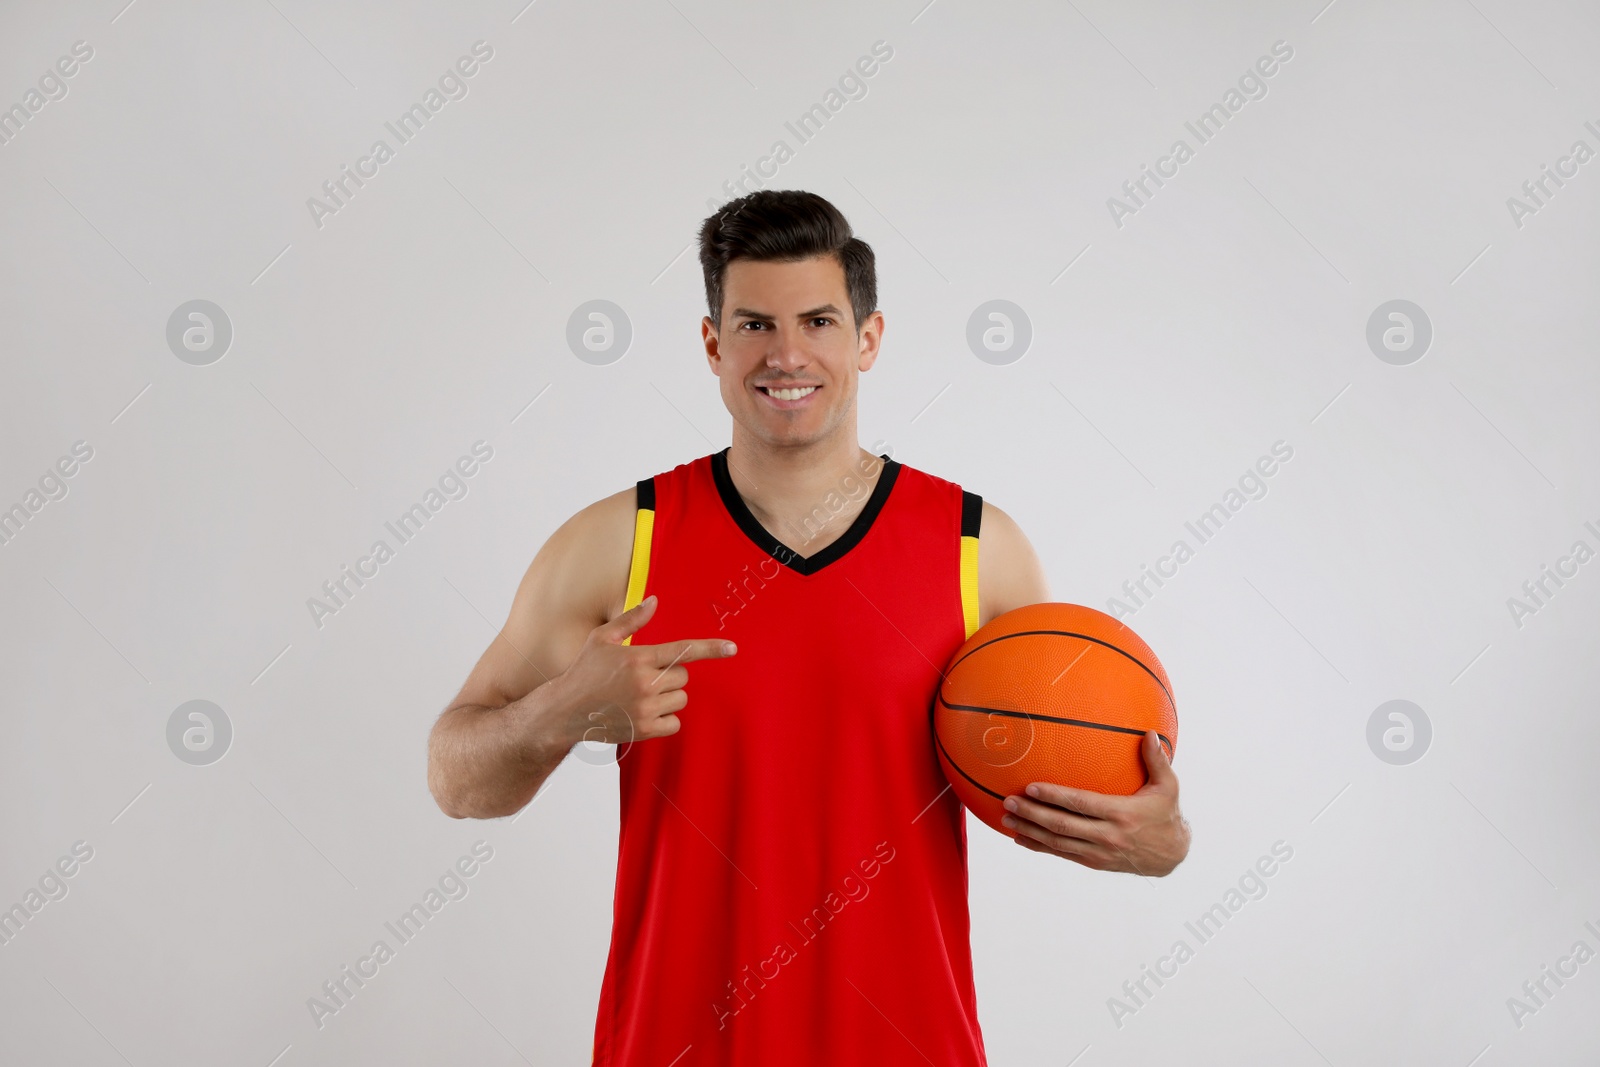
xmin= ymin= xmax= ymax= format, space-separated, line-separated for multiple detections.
xmin=758 ymin=385 xmax=820 ymax=401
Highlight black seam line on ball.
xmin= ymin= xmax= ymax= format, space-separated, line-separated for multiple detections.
xmin=937 ymin=694 xmax=1174 ymax=756
xmin=946 ymin=629 xmax=1174 ymax=708
xmin=933 ymin=725 xmax=1007 ymax=801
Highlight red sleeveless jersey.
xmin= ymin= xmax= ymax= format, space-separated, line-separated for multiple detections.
xmin=590 ymin=447 xmax=988 ymax=1066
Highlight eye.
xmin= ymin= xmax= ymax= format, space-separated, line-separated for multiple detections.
xmin=810 ymin=317 xmax=834 ymax=328
xmin=740 ymin=321 xmax=768 ymax=331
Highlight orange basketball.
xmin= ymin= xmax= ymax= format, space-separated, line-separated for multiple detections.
xmin=933 ymin=602 xmax=1177 ymax=837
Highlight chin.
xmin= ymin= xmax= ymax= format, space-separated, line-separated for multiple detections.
xmin=740 ymin=411 xmax=817 ymax=447
xmin=756 ymin=426 xmax=822 ymax=449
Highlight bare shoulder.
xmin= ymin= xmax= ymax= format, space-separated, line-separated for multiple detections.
xmin=976 ymin=500 xmax=1051 ymax=626
xmin=446 ymin=484 xmax=637 ymax=712
xmin=528 ymin=484 xmax=638 ymax=626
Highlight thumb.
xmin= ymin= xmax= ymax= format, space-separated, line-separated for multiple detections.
xmin=605 ymin=594 xmax=658 ymax=641
xmin=1140 ymin=730 xmax=1178 ymax=791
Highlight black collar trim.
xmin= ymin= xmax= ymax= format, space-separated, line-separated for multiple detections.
xmin=709 ymin=448 xmax=901 ymax=575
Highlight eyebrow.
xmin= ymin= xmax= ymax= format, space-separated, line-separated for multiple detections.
xmin=729 ymin=304 xmax=845 ymax=323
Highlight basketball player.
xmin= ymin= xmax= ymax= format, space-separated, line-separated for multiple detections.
xmin=427 ymin=191 xmax=1190 ymax=1064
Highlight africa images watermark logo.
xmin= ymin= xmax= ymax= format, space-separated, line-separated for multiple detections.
xmin=1107 ymin=40 xmax=1295 ymax=228
xmin=1107 ymin=441 xmax=1294 ymax=618
xmin=0 ymin=440 xmax=94 ymax=549
xmin=307 ymin=441 xmax=494 ymax=630
xmin=704 ymin=41 xmax=894 ymax=212
xmin=166 ymin=300 xmax=233 ymax=365
xmin=1504 ymin=119 xmax=1600 ymax=230
xmin=1505 ymin=918 xmax=1600 ymax=1031
xmin=1504 ymin=520 xmax=1600 ymax=630
xmin=0 ymin=841 xmax=95 ymax=950
xmin=306 ymin=41 xmax=495 ymax=229
xmin=1366 ymin=700 xmax=1431 ymax=765
xmin=566 ymin=300 xmax=633 ymax=365
xmin=1107 ymin=840 xmax=1294 ymax=1028
xmin=0 ymin=39 xmax=94 ymax=148
xmin=711 ymin=841 xmax=897 ymax=1031
xmin=967 ymin=301 xmax=1032 ymax=365
xmin=166 ymin=700 xmax=233 ymax=766
xmin=305 ymin=841 xmax=494 ymax=1030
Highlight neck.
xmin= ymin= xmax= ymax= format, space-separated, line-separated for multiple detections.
xmin=725 ymin=421 xmax=882 ymax=555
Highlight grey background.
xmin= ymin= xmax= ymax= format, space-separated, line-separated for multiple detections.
xmin=2 ymin=0 xmax=1597 ymax=1064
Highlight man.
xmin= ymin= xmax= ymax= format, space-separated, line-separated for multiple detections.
xmin=427 ymin=190 xmax=1190 ymax=1064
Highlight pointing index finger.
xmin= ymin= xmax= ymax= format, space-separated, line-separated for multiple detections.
xmin=648 ymin=638 xmax=738 ymax=668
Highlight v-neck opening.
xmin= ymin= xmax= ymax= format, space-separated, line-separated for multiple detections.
xmin=709 ymin=448 xmax=900 ymax=576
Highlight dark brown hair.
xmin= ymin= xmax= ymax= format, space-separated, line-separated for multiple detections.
xmin=697 ymin=190 xmax=877 ymax=334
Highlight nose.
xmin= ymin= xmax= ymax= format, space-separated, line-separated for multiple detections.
xmin=765 ymin=326 xmax=810 ymax=373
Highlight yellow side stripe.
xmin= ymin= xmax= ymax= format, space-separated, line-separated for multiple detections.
xmin=620 ymin=507 xmax=654 ymax=646
xmin=959 ymin=534 xmax=980 ymax=639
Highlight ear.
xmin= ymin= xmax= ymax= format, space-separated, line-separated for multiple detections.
xmin=857 ymin=310 xmax=884 ymax=372
xmin=702 ymin=316 xmax=722 ymax=375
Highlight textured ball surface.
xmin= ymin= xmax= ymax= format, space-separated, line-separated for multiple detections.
xmin=933 ymin=603 xmax=1177 ymax=837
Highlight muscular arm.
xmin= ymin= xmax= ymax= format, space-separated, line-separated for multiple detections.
xmin=977 ymin=500 xmax=1050 ymax=626
xmin=427 ymin=488 xmax=634 ymax=819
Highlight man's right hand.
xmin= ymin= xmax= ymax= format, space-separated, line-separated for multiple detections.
xmin=546 ymin=594 xmax=737 ymax=749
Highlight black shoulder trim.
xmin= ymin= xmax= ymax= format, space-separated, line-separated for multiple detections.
xmin=961 ymin=491 xmax=983 ymax=538
xmin=635 ymin=477 xmax=655 ymax=511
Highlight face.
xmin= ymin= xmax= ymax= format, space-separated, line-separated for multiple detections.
xmin=703 ymin=254 xmax=883 ymax=450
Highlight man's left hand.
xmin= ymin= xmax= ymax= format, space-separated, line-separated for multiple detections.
xmin=1002 ymin=730 xmax=1191 ymax=876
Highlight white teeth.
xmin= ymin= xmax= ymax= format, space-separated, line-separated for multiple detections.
xmin=764 ymin=386 xmax=816 ymax=401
